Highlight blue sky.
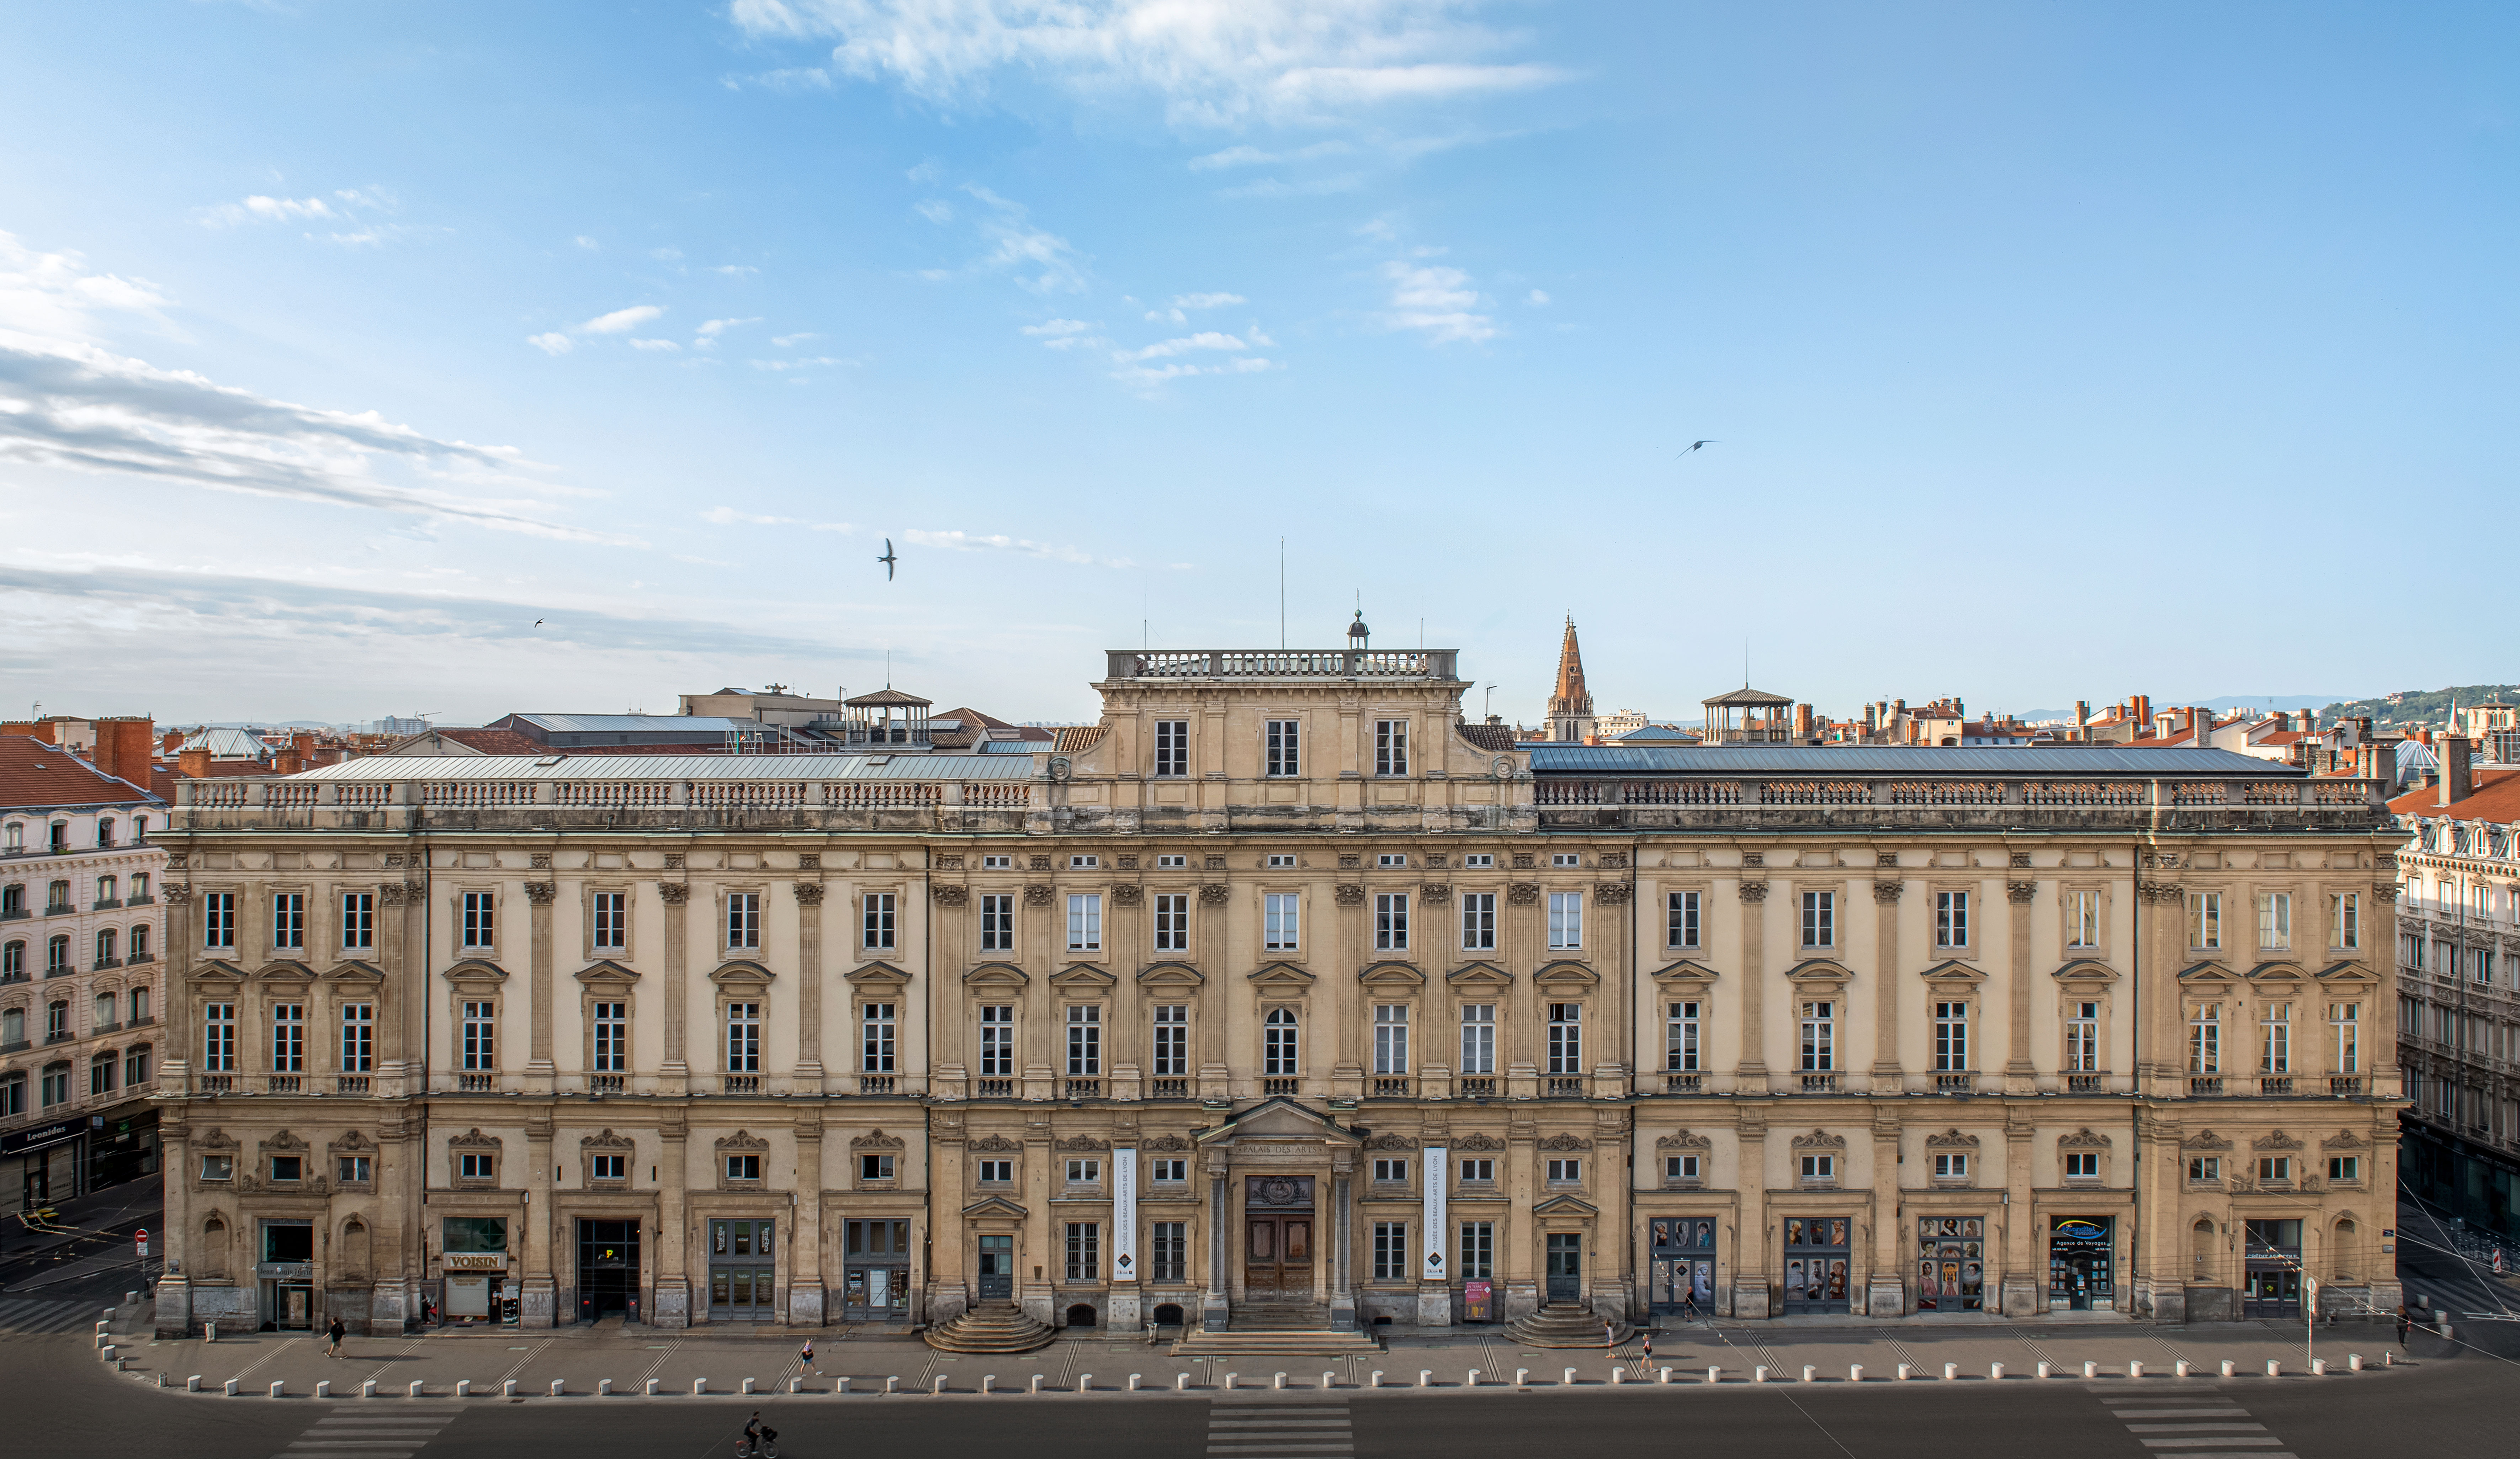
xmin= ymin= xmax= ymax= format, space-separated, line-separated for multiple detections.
xmin=2 ymin=2 xmax=2512 ymax=727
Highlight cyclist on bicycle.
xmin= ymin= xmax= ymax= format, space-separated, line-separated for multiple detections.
xmin=741 ymin=1411 xmax=777 ymax=1457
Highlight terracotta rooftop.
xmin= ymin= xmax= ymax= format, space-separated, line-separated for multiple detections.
xmin=2389 ymin=765 xmax=2520 ymax=823
xmin=0 ymin=736 xmax=162 ymax=810
xmin=1053 ymin=726 xmax=1108 ymax=754
xmin=1458 ymin=723 xmax=1519 ymax=751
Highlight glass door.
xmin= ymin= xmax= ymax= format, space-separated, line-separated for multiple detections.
xmin=1782 ymin=1217 xmax=1851 ymax=1314
xmin=976 ymin=1233 xmax=1014 ymax=1301
xmin=1647 ymin=1219 xmax=1715 ymax=1314
xmin=708 ymin=1219 xmax=776 ymax=1322
xmin=1545 ymin=1233 xmax=1583 ymax=1303
xmin=1915 ymin=1216 xmax=1986 ymax=1311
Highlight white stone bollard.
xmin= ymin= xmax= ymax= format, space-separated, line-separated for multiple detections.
xmin=983 ymin=1376 xmax=997 ymax=1394
xmin=644 ymin=1379 xmax=660 ymax=1396
xmin=741 ymin=1378 xmax=757 ymax=1395
xmin=1942 ymin=1363 xmax=1957 ymax=1381
xmin=1659 ymin=1367 xmax=1672 ymax=1385
xmin=2081 ymin=1361 xmax=2097 ymax=1379
xmin=835 ymin=1377 xmax=850 ymax=1394
xmin=408 ymin=1381 xmax=424 ymax=1398
xmin=2220 ymin=1360 xmax=2236 ymax=1378
xmin=2265 ymin=1360 xmax=2280 ymax=1378
xmin=792 ymin=1377 xmax=806 ymax=1395
xmin=504 ymin=1380 xmax=519 ymax=1397
xmin=1990 ymin=1364 xmax=2005 ymax=1381
xmin=1898 ymin=1363 xmax=1912 ymax=1381
xmin=1273 ymin=1372 xmax=1286 ymax=1390
xmin=1849 ymin=1365 xmax=1863 ymax=1383
xmin=2311 ymin=1359 xmax=2327 ymax=1376
xmin=1517 ymin=1368 xmax=1531 ymax=1387
xmin=1800 ymin=1365 xmax=1815 ymax=1384
xmin=692 ymin=1379 xmax=707 ymax=1396
xmin=2175 ymin=1361 xmax=2191 ymax=1378
xmin=270 ymin=1381 xmax=286 ymax=1399
xmin=1418 ymin=1369 xmax=1433 ymax=1388
xmin=1174 ymin=1374 xmax=1189 ymax=1392
xmin=1707 ymin=1367 xmax=1721 ymax=1385
xmin=2385 ymin=1352 xmax=2396 ymax=1367
xmin=1028 ymin=1374 xmax=1045 ymax=1394
xmin=551 ymin=1380 xmax=566 ymax=1397
xmin=362 ymin=1380 xmax=378 ymax=1398
xmin=1322 ymin=1372 xmax=1337 ymax=1391
xmin=2129 ymin=1362 xmax=2143 ymax=1379
xmin=1223 ymin=1373 xmax=1238 ymax=1390
xmin=187 ymin=1376 xmax=202 ymax=1392
xmin=1128 ymin=1375 xmax=1142 ymax=1392
xmin=222 ymin=1379 xmax=239 ymax=1397
xmin=457 ymin=1381 xmax=472 ymax=1398
xmin=1611 ymin=1368 xmax=1624 ymax=1386
xmin=1755 ymin=1366 xmax=1770 ymax=1384
xmin=316 ymin=1382 xmax=331 ymax=1399
xmin=599 ymin=1379 xmax=613 ymax=1396
xmin=2349 ymin=1353 xmax=2365 ymax=1372
xmin=1466 ymin=1369 xmax=1480 ymax=1386
xmin=1566 ymin=1367 xmax=1580 ymax=1387
xmin=883 ymin=1376 xmax=902 ymax=1394
xmin=1371 ymin=1370 xmax=1385 ymax=1388
xmin=2036 ymin=1362 xmax=2051 ymax=1379
xmin=206 ymin=1322 xmax=219 ymax=1343
xmin=933 ymin=1375 xmax=948 ymax=1395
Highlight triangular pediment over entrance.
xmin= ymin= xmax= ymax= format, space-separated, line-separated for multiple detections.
xmin=1193 ymin=1096 xmax=1361 ymax=1148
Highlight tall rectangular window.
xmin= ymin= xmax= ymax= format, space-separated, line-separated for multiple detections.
xmin=1461 ymin=891 xmax=1496 ymax=951
xmin=862 ymin=1003 xmax=896 ymax=1073
xmin=204 ymin=892 xmax=236 ymax=949
xmin=2260 ymin=1001 xmax=2292 ymax=1073
xmin=1459 ymin=1004 xmax=1494 ymax=1075
xmin=2330 ymin=1002 xmax=2360 ymax=1073
xmin=1374 ymin=1005 xmax=1409 ymax=1074
xmin=1800 ymin=890 xmax=1834 ymax=949
xmin=2068 ymin=891 xmax=2099 ymax=948
xmin=1064 ymin=1222 xmax=1100 ymax=1281
xmin=727 ymin=892 xmax=761 ymax=950
xmin=340 ymin=1002 xmax=373 ymax=1073
xmin=593 ymin=892 xmax=627 ymax=951
xmin=1151 ymin=1221 xmax=1187 ymax=1282
xmin=1666 ymin=1001 xmax=1700 ymax=1071
xmin=1152 ymin=1004 xmax=1187 ymax=1077
xmin=2189 ymin=1003 xmax=2221 ymax=1074
xmin=341 ymin=892 xmax=374 ymax=950
xmin=1800 ymin=1001 xmax=1834 ymax=1071
xmin=1936 ymin=891 xmax=1968 ymax=948
xmin=978 ymin=1004 xmax=1014 ymax=1077
xmin=2065 ymin=1001 xmax=2099 ymax=1072
xmin=1546 ymin=1002 xmax=1582 ymax=1075
xmin=1152 ymin=718 xmax=1190 ymax=776
xmin=1067 ymin=893 xmax=1102 ymax=951
xmin=2257 ymin=893 xmax=2291 ymax=950
xmin=1372 ymin=1221 xmax=1409 ymax=1282
xmin=980 ymin=894 xmax=1015 ymax=951
xmin=2189 ymin=892 xmax=2221 ymax=949
xmin=1153 ymin=893 xmax=1189 ymax=952
xmin=1374 ymin=718 xmax=1408 ymax=776
xmin=863 ymin=892 xmax=896 ymax=950
xmin=591 ymin=1001 xmax=626 ymax=1073
xmin=462 ymin=1000 xmax=496 ymax=1071
xmin=1458 ymin=1221 xmax=1494 ymax=1282
xmin=2331 ymin=892 xmax=2360 ymax=950
xmin=461 ymin=892 xmax=494 ymax=948
xmin=1264 ymin=892 xmax=1299 ymax=951
xmin=203 ymin=1001 xmax=236 ymax=1072
xmin=1066 ymin=1005 xmax=1101 ymax=1076
xmin=1548 ymin=892 xmax=1583 ymax=949
xmin=726 ymin=1002 xmax=761 ymax=1072
xmin=1263 ymin=1007 xmax=1299 ymax=1075
xmin=1933 ymin=1001 xmax=1968 ymax=1071
xmin=1668 ymin=891 xmax=1700 ymax=949
xmin=272 ymin=892 xmax=305 ymax=950
xmin=1375 ymin=892 xmax=1409 ymax=951
xmin=1264 ymin=718 xmax=1300 ymax=777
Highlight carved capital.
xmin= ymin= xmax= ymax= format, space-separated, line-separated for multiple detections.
xmin=795 ymin=882 xmax=830 ymax=907
xmin=663 ymin=854 xmax=685 ymax=871
xmin=1333 ymin=883 xmax=1367 ymax=906
xmin=799 ymin=852 xmax=824 ymax=870
xmin=1873 ymin=880 xmax=1903 ymax=904
xmin=2136 ymin=881 xmax=2184 ymax=904
xmin=1023 ymin=884 xmax=1056 ymax=907
xmin=2371 ymin=882 xmax=2402 ymax=904
xmin=1417 ymin=883 xmax=1453 ymax=905
xmin=523 ymin=882 xmax=557 ymax=905
xmin=1592 ymin=881 xmax=1632 ymax=906
xmin=530 ymin=854 xmax=553 ymax=871
xmin=1738 ymin=880 xmax=1770 ymax=903
xmin=1506 ymin=882 xmax=1540 ymax=905
xmin=403 ymin=880 xmax=426 ymax=899
xmin=1198 ymin=882 xmax=1231 ymax=906
xmin=376 ymin=883 xmax=404 ymax=907
xmin=2006 ymin=880 xmax=2038 ymax=904
xmin=164 ymin=882 xmax=194 ymax=904
xmin=1109 ymin=884 xmax=1144 ymax=907
xmin=657 ymin=882 xmax=690 ymax=906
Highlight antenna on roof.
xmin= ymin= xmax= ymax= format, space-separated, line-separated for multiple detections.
xmin=1279 ymin=537 xmax=1286 ymax=651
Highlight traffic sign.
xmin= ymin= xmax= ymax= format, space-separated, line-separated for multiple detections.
xmin=136 ymin=1227 xmax=149 ymax=1258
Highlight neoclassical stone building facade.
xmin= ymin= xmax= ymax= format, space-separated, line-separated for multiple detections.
xmin=151 ymin=648 xmax=2405 ymax=1335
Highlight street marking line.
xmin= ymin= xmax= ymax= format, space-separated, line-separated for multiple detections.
xmin=2126 ymin=1424 xmax=2271 ymax=1433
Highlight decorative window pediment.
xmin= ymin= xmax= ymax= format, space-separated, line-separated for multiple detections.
xmin=197 ymin=1126 xmax=239 ymax=1151
xmin=967 ymin=1134 xmax=1021 ymax=1153
xmin=1445 ymin=960 xmax=1513 ymax=992
xmin=1917 ymin=959 xmax=1986 ymax=991
xmin=444 ymin=959 xmax=509 ymax=992
xmin=2175 ymin=960 xmax=2234 ymax=990
xmin=2058 ymin=1127 xmax=2112 ymax=1150
xmin=2320 ymin=1130 xmax=2366 ymax=1151
xmin=1144 ymin=1133 xmax=1192 ymax=1151
xmin=2315 ymin=960 xmax=2379 ymax=989
xmin=2182 ymin=1129 xmax=2232 ymax=1151
xmin=1650 ymin=959 xmax=1720 ymax=994
xmin=709 ymin=959 xmax=777 ymax=990
xmin=580 ymin=1128 xmax=635 ymax=1149
xmin=1363 ymin=1131 xmax=1418 ymax=1150
xmin=1785 ymin=958 xmax=1854 ymax=992
xmin=847 ymin=960 xmax=911 ymax=990
xmin=2251 ymin=1129 xmax=2302 ymax=1152
xmin=1055 ymin=1134 xmax=1110 ymax=1152
xmin=261 ymin=1128 xmax=308 ymax=1152
xmin=1532 ymin=1193 xmax=1598 ymax=1217
xmin=1656 ymin=1129 xmax=1711 ymax=1151
xmin=1923 ymin=1127 xmax=1980 ymax=1150
xmin=329 ymin=1129 xmax=375 ymax=1153
xmin=191 ymin=959 xmax=248 ymax=986
xmin=964 ymin=961 xmax=1029 ymax=989
xmin=573 ymin=959 xmax=640 ymax=991
xmin=715 ymin=1129 xmax=771 ymax=1151
xmin=255 ymin=959 xmax=319 ymax=984
xmin=851 ymin=1128 xmax=906 ymax=1150
xmin=1532 ymin=959 xmax=1598 ymax=990
xmin=1454 ymin=1132 xmax=1505 ymax=1151
xmin=1358 ymin=960 xmax=1425 ymax=990
xmin=448 ymin=1127 xmax=502 ymax=1150
xmin=961 ymin=1194 xmax=1028 ymax=1220
xmin=1048 ymin=963 xmax=1116 ymax=993
xmin=1247 ymin=961 xmax=1317 ymax=993
xmin=323 ymin=960 xmax=387 ymax=986
xmin=2244 ymin=960 xmax=2309 ymax=987
xmin=1137 ymin=960 xmax=1204 ymax=990
xmin=1789 ymin=1128 xmax=1847 ymax=1151
xmin=1536 ymin=1133 xmax=1593 ymax=1151
xmin=2051 ymin=958 xmax=2118 ymax=992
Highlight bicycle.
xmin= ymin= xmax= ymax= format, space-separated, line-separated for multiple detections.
xmin=736 ymin=1434 xmax=779 ymax=1459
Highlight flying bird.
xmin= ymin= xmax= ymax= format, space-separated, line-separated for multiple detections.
xmin=877 ymin=539 xmax=898 ymax=580
xmin=1677 ymin=439 xmax=1717 ymax=458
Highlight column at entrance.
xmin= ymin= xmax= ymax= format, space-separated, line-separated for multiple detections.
xmin=1330 ymin=1154 xmax=1356 ymax=1328
xmin=1201 ymin=1158 xmax=1230 ymax=1331
xmin=653 ymin=1110 xmax=690 ymax=1326
xmin=520 ymin=1112 xmax=556 ymax=1326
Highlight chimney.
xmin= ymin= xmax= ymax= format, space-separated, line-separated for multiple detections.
xmin=178 ymin=747 xmax=211 ymax=779
xmin=2129 ymin=694 xmax=2151 ymax=729
xmin=0 ymin=720 xmax=56 ymax=743
xmin=91 ymin=716 xmax=155 ymax=789
xmin=2441 ymin=736 xmax=2473 ymax=807
xmin=1794 ymin=704 xmax=1814 ymax=738
xmin=2073 ymin=700 xmax=2089 ymax=727
xmin=160 ymin=728 xmax=184 ymax=755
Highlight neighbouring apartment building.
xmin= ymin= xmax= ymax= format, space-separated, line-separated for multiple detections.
xmin=1 ymin=722 xmax=169 ymax=1213
xmin=149 ymin=641 xmax=2405 ymax=1336
xmin=2389 ymin=736 xmax=2520 ymax=1240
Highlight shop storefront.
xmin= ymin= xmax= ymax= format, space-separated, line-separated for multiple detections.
xmin=708 ymin=1218 xmax=777 ymax=1322
xmin=1647 ymin=1217 xmax=1717 ymax=1315
xmin=575 ymin=1219 xmax=640 ymax=1322
xmin=841 ymin=1219 xmax=912 ymax=1321
xmin=2242 ymin=1219 xmax=2303 ymax=1317
xmin=258 ymin=1219 xmax=315 ymax=1330
xmin=441 ymin=1217 xmax=511 ymax=1323
xmin=2048 ymin=1215 xmax=2115 ymax=1311
xmin=3 ymin=1119 xmax=82 ymax=1215
xmin=1916 ymin=1216 xmax=1987 ymax=1311
xmin=1782 ymin=1217 xmax=1852 ymax=1314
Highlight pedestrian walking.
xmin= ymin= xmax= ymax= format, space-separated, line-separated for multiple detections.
xmin=1604 ymin=1319 xmax=1617 ymax=1351
xmin=799 ymin=1338 xmax=819 ymax=1376
xmin=1638 ymin=1331 xmax=1653 ymax=1377
xmin=2395 ymin=1304 xmax=2411 ymax=1351
xmin=325 ymin=1316 xmax=346 ymax=1359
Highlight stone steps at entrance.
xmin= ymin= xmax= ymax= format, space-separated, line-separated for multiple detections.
xmin=1501 ymin=1302 xmax=1632 ymax=1348
xmin=1231 ymin=1303 xmax=1336 ymax=1330
xmin=1170 ymin=1327 xmax=1384 ymax=1358
xmin=923 ymin=1304 xmax=1057 ymax=1354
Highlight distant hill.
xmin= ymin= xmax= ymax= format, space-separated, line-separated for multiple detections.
xmin=2318 ymin=684 xmax=2520 ymax=731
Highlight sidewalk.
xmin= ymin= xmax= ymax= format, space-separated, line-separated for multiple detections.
xmin=105 ymin=1301 xmax=2416 ymax=1401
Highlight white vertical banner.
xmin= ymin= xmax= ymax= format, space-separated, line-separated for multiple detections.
xmin=1112 ymin=1146 xmax=1138 ymax=1283
xmin=1421 ymin=1145 xmax=1448 ymax=1282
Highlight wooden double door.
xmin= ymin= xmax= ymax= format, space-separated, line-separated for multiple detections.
xmin=1244 ymin=1215 xmax=1314 ymax=1299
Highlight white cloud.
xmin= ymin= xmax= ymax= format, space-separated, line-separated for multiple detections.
xmin=913 ymin=199 xmax=953 ymax=223
xmin=574 ymin=235 xmax=601 ymax=250
xmin=1379 ymin=259 xmax=1494 ymax=344
xmin=197 ymin=187 xmax=412 ymax=244
xmin=728 ymin=0 xmax=1570 ymax=128
xmin=582 ymin=305 xmax=664 ymax=334
xmin=199 ymin=194 xmax=339 ymax=226
xmin=1189 ymin=141 xmax=1353 ymax=170
xmin=701 ymin=505 xmax=854 ymax=532
xmin=961 ymin=185 xmax=1087 ymax=293
xmin=651 ymin=246 xmax=685 ymax=261
xmin=711 ymin=264 xmax=761 ymax=278
xmin=1116 ymin=331 xmax=1247 ymax=363
xmin=1526 ymin=288 xmax=1549 ymax=306
xmin=629 ymin=338 xmax=681 ymax=352
xmin=1214 ymin=173 xmax=1366 ymax=200
xmin=1172 ymin=292 xmax=1246 ymax=309
xmin=902 ymin=526 xmax=1135 ymax=568
xmin=747 ymin=356 xmax=853 ymax=371
xmin=1111 ymin=356 xmax=1277 ymax=388
xmin=698 ymin=317 xmax=763 ymax=336
xmin=0 ymin=230 xmax=171 ymax=339
xmin=526 ymin=332 xmax=574 ymax=356
xmin=771 ymin=331 xmax=820 ymax=346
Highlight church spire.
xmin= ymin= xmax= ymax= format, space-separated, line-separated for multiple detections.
xmin=1547 ymin=616 xmax=1596 ymax=742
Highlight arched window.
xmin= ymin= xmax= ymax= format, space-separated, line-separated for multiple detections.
xmin=47 ymin=935 xmax=69 ymax=973
xmin=47 ymin=822 xmax=67 ymax=853
xmin=39 ymin=1061 xmax=71 ymax=1107
xmin=129 ymin=924 xmax=150 ymax=962
xmin=1263 ymin=1007 xmax=1299 ymax=1077
xmin=95 ymin=928 xmax=117 ymax=967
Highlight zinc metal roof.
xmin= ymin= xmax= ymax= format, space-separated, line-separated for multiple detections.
xmin=1528 ymin=745 xmax=2305 ymax=776
xmin=505 ymin=713 xmax=751 ymax=734
xmin=297 ymin=754 xmax=1032 ymax=781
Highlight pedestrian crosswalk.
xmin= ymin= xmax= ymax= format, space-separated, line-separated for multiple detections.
xmin=2097 ymin=1388 xmax=2295 ymax=1458
xmin=0 ymin=1296 xmax=109 ymax=1334
xmin=1206 ymin=1399 xmax=1353 ymax=1459
xmin=275 ymin=1405 xmax=465 ymax=1459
